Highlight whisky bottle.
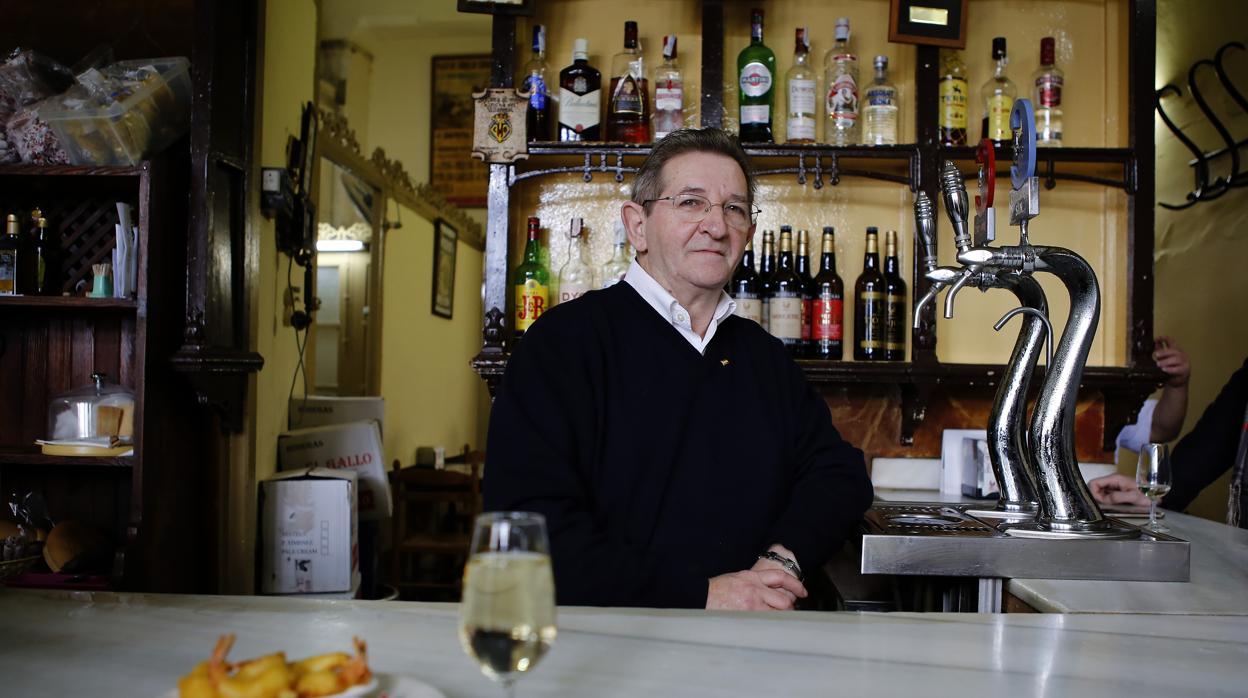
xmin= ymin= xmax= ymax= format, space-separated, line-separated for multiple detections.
xmin=729 ymin=237 xmax=763 ymax=325
xmin=514 ymin=217 xmax=551 ymax=339
xmin=606 ymin=21 xmax=649 ymax=143
xmin=558 ymin=39 xmax=602 ymax=141
xmin=768 ymin=228 xmax=804 ymax=356
xmin=938 ymin=49 xmax=969 ymax=146
xmin=522 ymin=25 xmax=552 ymax=142
xmin=981 ymin=37 xmax=1016 ymax=143
xmin=811 ymin=227 xmax=844 ymax=360
xmin=33 ymin=216 xmax=57 ymax=295
xmin=598 ymin=220 xmax=631 ymax=289
xmin=853 ymin=227 xmax=885 ymax=361
xmin=795 ymin=229 xmax=814 ymax=356
xmin=1034 ymin=37 xmax=1064 ymax=147
xmin=862 ymin=55 xmax=898 ymax=146
xmin=823 ymin=17 xmax=859 ymax=146
xmin=883 ymin=230 xmax=908 ymax=361
xmin=0 ymin=214 xmax=20 ymax=295
xmin=651 ymin=35 xmax=684 ymax=141
xmin=737 ymin=8 xmax=776 ymax=143
xmin=557 ymin=217 xmax=593 ymax=305
xmin=785 ymin=27 xmax=817 ymax=144
xmin=758 ymin=230 xmax=776 ymax=333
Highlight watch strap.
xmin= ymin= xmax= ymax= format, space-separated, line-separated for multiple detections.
xmin=757 ymin=550 xmax=803 ymax=582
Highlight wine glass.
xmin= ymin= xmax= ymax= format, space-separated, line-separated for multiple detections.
xmin=458 ymin=512 xmax=557 ymax=697
xmin=1136 ymin=443 xmax=1172 ymax=533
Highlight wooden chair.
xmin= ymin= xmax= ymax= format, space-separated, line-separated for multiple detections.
xmin=388 ymin=446 xmax=483 ymax=600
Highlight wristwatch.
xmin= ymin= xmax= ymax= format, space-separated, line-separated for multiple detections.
xmin=757 ymin=550 xmax=803 ymax=582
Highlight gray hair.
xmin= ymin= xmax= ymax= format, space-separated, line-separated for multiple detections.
xmin=631 ymin=128 xmax=756 ymax=209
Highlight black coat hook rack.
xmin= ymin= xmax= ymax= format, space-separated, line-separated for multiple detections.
xmin=1156 ymin=41 xmax=1248 ymax=210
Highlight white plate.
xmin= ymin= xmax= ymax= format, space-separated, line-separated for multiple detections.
xmin=161 ymin=673 xmax=444 ymax=698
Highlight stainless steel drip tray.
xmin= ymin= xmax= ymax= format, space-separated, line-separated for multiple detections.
xmin=860 ymin=503 xmax=1191 ymax=582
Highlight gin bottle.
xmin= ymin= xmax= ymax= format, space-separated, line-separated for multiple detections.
xmin=1033 ymin=37 xmax=1064 ymax=146
xmin=557 ymin=217 xmax=593 ymax=305
xmin=652 ymin=35 xmax=684 ymax=141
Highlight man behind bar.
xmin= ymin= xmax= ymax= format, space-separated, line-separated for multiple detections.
xmin=484 ymin=128 xmax=873 ymax=610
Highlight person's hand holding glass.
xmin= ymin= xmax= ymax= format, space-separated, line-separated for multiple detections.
xmin=459 ymin=512 xmax=556 ymax=697
xmin=1135 ymin=443 xmax=1172 ymax=533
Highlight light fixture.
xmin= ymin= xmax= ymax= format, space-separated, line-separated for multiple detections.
xmin=317 ymin=239 xmax=366 ymax=252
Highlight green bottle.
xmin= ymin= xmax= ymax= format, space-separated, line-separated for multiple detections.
xmin=513 ymin=216 xmax=551 ymax=340
xmin=738 ymin=8 xmax=776 ymax=143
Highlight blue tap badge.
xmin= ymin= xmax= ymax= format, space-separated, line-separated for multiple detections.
xmin=1010 ymin=98 xmax=1037 ymax=190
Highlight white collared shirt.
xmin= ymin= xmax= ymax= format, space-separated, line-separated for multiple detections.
xmin=624 ymin=259 xmax=737 ymax=355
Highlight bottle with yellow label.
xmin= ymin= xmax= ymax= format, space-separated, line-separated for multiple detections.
xmin=514 ymin=216 xmax=551 ymax=340
xmin=980 ymin=37 xmax=1016 ymax=143
xmin=938 ymin=49 xmax=968 ymax=146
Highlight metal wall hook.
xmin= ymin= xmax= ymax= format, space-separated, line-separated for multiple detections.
xmin=994 ymin=306 xmax=1053 ymax=376
xmin=582 ymin=153 xmax=593 ymax=182
xmin=1188 ymin=59 xmax=1240 ymax=192
xmin=1156 ymin=85 xmax=1206 ymax=210
xmin=813 ymin=153 xmax=823 ymax=190
xmin=796 ymin=153 xmax=807 ymax=186
xmin=1214 ymin=42 xmax=1248 ymax=114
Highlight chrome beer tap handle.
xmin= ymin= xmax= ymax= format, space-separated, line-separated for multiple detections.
xmin=940 ymin=161 xmax=973 ymax=253
xmin=914 ymin=191 xmax=938 ymax=273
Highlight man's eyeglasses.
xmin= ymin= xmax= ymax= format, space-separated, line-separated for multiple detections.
xmin=642 ymin=194 xmax=761 ymax=230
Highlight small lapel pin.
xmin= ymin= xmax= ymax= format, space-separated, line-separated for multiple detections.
xmin=720 ymin=359 xmax=730 ymax=366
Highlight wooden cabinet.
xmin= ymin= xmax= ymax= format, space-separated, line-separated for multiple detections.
xmin=471 ymin=0 xmax=1161 ymax=448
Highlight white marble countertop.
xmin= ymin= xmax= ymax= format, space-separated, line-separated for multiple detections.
xmin=3 ymin=589 xmax=1247 ymax=696
xmin=874 ymin=488 xmax=1248 ymax=615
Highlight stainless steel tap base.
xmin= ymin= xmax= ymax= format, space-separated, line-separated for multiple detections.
xmin=861 ymin=503 xmax=1189 ymax=581
xmin=965 ymin=504 xmax=1038 ymax=521
xmin=1002 ymin=520 xmax=1141 ymax=540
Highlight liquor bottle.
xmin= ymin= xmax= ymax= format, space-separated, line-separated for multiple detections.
xmin=811 ymin=226 xmax=844 ymax=360
xmin=33 ymin=216 xmax=57 ymax=295
xmin=853 ymin=227 xmax=885 ymax=361
xmin=737 ymin=8 xmax=776 ymax=143
xmin=522 ymin=25 xmax=552 ymax=142
xmin=606 ymin=21 xmax=649 ymax=143
xmin=514 ymin=217 xmax=551 ymax=339
xmin=823 ymin=17 xmax=859 ymax=146
xmin=883 ymin=230 xmax=908 ymax=361
xmin=598 ymin=220 xmax=631 ymax=289
xmin=758 ymin=230 xmax=776 ymax=333
xmin=862 ymin=55 xmax=898 ymax=145
xmin=729 ymin=237 xmax=763 ymax=325
xmin=938 ymin=50 xmax=968 ymax=146
xmin=558 ymin=39 xmax=602 ymax=142
xmin=981 ymin=37 xmax=1016 ymax=143
xmin=0 ymin=214 xmax=20 ymax=295
xmin=557 ymin=217 xmax=593 ymax=305
xmin=785 ymin=27 xmax=817 ymax=144
xmin=795 ymin=229 xmax=814 ymax=356
xmin=768 ymin=228 xmax=804 ymax=356
xmin=652 ymin=35 xmax=684 ymax=141
xmin=1034 ymin=37 xmax=1064 ymax=147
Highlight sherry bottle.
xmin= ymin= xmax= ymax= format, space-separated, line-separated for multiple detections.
xmin=812 ymin=227 xmax=844 ymax=360
xmin=522 ymin=25 xmax=552 ymax=142
xmin=938 ymin=49 xmax=969 ymax=146
xmin=785 ymin=27 xmax=817 ymax=144
xmin=853 ymin=227 xmax=885 ymax=361
xmin=796 ymin=228 xmax=814 ymax=356
xmin=1034 ymin=37 xmax=1064 ymax=147
xmin=514 ymin=217 xmax=551 ymax=339
xmin=558 ymin=39 xmax=602 ymax=141
xmin=823 ymin=17 xmax=859 ymax=146
xmin=758 ymin=229 xmax=776 ymax=333
xmin=769 ymin=228 xmax=804 ymax=356
xmin=981 ymin=37 xmax=1016 ymax=143
xmin=606 ymin=21 xmax=649 ymax=143
xmin=729 ymin=237 xmax=763 ymax=324
xmin=883 ymin=230 xmax=908 ymax=361
xmin=557 ymin=217 xmax=593 ymax=305
xmin=737 ymin=8 xmax=776 ymax=143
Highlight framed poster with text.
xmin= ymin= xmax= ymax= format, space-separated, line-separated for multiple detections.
xmin=431 ymin=54 xmax=492 ymax=207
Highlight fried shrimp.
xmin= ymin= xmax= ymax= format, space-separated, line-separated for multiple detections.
xmin=179 ymin=635 xmax=372 ymax=698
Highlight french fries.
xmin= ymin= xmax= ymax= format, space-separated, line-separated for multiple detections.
xmin=178 ymin=635 xmax=371 ymax=698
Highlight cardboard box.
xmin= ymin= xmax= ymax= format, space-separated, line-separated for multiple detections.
xmin=289 ymin=395 xmax=385 ymax=434
xmin=260 ymin=467 xmax=358 ymax=594
xmin=278 ymin=421 xmax=393 ymax=520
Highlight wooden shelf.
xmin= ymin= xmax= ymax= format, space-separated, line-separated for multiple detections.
xmin=0 ymin=296 xmax=137 ymax=310
xmin=0 ymin=448 xmax=134 ymax=468
xmin=0 ymin=163 xmax=147 ymax=177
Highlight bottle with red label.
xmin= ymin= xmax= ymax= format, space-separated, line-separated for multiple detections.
xmin=1033 ymin=36 xmax=1064 ymax=146
xmin=652 ymin=35 xmax=684 ymax=141
xmin=514 ymin=217 xmax=551 ymax=340
xmin=811 ymin=227 xmax=844 ymax=360
xmin=606 ymin=21 xmax=649 ymax=143
xmin=823 ymin=17 xmax=859 ymax=146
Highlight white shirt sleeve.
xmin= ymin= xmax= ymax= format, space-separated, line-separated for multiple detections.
xmin=1116 ymin=398 xmax=1158 ymax=454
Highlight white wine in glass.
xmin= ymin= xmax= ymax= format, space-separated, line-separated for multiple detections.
xmin=459 ymin=512 xmax=557 ymax=696
xmin=1136 ymin=443 xmax=1172 ymax=533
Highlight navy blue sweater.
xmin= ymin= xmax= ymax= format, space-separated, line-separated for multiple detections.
xmin=484 ymin=282 xmax=872 ymax=608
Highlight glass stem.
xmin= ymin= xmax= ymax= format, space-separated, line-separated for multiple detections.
xmin=1148 ymin=498 xmax=1157 ymax=530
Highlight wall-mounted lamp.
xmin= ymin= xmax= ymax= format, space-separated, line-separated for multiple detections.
xmin=316 ymin=239 xmax=366 ymax=252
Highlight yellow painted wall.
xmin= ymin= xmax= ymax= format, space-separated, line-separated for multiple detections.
xmin=1148 ymin=0 xmax=1248 ymax=522
xmin=379 ymin=207 xmax=486 ymax=467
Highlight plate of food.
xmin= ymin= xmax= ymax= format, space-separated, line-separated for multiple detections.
xmin=166 ymin=634 xmax=445 ymax=698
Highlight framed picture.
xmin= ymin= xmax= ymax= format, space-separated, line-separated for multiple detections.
xmin=456 ymin=0 xmax=534 ymax=15
xmin=432 ymin=219 xmax=458 ymax=319
xmin=431 ymin=55 xmax=493 ymax=207
xmin=888 ymin=0 xmax=969 ymax=49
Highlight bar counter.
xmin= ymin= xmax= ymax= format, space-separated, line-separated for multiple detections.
xmin=3 ymin=589 xmax=1247 ymax=696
